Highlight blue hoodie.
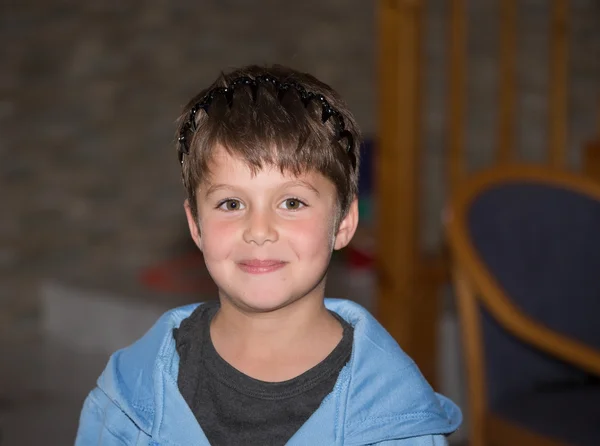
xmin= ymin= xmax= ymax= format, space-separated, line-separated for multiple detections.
xmin=76 ymin=299 xmax=461 ymax=445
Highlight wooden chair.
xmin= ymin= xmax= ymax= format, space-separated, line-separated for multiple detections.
xmin=446 ymin=165 xmax=600 ymax=446
xmin=375 ymin=0 xmax=581 ymax=387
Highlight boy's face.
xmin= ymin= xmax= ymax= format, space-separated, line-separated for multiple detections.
xmin=184 ymin=146 xmax=358 ymax=313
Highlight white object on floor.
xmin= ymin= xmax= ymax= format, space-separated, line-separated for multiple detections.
xmin=41 ymin=281 xmax=168 ymax=355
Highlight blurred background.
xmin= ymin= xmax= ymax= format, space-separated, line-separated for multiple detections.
xmin=1 ymin=0 xmax=600 ymax=445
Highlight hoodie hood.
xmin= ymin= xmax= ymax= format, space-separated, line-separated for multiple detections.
xmin=96 ymin=299 xmax=461 ymax=445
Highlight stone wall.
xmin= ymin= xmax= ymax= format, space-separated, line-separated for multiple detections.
xmin=1 ymin=0 xmax=599 ymax=334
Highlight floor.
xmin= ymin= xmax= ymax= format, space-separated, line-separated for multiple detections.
xmin=0 ymin=338 xmax=108 ymax=445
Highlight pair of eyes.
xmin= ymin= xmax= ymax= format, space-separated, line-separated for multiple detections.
xmin=217 ymin=198 xmax=307 ymax=211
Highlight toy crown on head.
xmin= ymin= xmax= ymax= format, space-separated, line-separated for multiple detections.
xmin=177 ymin=75 xmax=355 ymax=168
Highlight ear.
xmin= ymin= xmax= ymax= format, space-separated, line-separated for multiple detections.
xmin=184 ymin=199 xmax=203 ymax=251
xmin=333 ymin=199 xmax=359 ymax=251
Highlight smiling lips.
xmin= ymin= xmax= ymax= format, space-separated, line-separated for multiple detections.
xmin=237 ymin=259 xmax=287 ymax=274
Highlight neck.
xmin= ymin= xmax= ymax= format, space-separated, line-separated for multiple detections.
xmin=210 ymin=290 xmax=343 ymax=381
xmin=213 ymin=292 xmax=332 ymax=352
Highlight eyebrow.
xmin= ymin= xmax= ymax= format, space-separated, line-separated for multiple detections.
xmin=204 ymin=183 xmax=232 ymax=197
xmin=203 ymin=180 xmax=320 ymax=197
xmin=283 ymin=180 xmax=321 ymax=196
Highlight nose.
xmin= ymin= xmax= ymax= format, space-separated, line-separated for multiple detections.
xmin=243 ymin=208 xmax=278 ymax=245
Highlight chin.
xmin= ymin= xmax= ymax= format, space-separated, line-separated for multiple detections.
xmin=212 ymin=268 xmax=328 ymax=313
xmin=239 ymin=294 xmax=297 ymax=313
xmin=220 ymin=287 xmax=305 ymax=313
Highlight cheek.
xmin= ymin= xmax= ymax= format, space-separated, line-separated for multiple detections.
xmin=199 ymin=218 xmax=238 ymax=259
xmin=285 ymin=217 xmax=335 ymax=256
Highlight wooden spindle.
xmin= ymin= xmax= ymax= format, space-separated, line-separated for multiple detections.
xmin=377 ymin=0 xmax=436 ymax=384
xmin=448 ymin=0 xmax=467 ymax=192
xmin=497 ymin=0 xmax=518 ymax=163
xmin=549 ymin=0 xmax=569 ymax=167
xmin=583 ymin=97 xmax=600 ymax=180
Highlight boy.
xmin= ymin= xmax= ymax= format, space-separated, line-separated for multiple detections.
xmin=76 ymin=65 xmax=461 ymax=445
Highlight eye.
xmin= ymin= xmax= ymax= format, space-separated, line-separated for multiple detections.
xmin=217 ymin=199 xmax=245 ymax=211
xmin=281 ymin=198 xmax=306 ymax=210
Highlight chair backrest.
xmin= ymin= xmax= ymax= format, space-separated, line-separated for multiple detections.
xmin=448 ymin=166 xmax=600 ymax=408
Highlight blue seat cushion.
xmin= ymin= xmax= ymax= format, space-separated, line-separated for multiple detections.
xmin=468 ymin=183 xmax=600 ymax=403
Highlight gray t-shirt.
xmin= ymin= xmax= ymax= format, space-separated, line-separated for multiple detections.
xmin=173 ymin=301 xmax=353 ymax=446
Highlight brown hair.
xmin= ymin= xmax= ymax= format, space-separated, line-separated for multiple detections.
xmin=176 ymin=65 xmax=361 ymax=219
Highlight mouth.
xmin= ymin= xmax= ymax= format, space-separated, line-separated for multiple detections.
xmin=237 ymin=259 xmax=287 ymax=274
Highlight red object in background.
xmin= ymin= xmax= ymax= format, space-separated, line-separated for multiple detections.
xmin=139 ymin=251 xmax=217 ymax=295
xmin=346 ymin=245 xmax=374 ymax=269
xmin=346 ymin=224 xmax=375 ymax=270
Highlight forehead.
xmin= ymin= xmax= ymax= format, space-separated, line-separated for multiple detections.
xmin=202 ymin=145 xmax=328 ymax=186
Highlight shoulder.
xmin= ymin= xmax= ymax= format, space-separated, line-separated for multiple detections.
xmin=94 ymin=303 xmax=202 ymax=429
xmin=108 ymin=303 xmax=201 ymax=375
xmin=325 ymin=298 xmax=413 ymax=364
xmin=324 ymin=299 xmax=461 ymax=441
